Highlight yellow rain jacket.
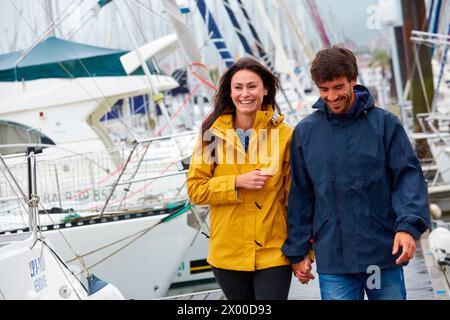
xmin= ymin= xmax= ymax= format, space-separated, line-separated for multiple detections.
xmin=187 ymin=107 xmax=293 ymax=271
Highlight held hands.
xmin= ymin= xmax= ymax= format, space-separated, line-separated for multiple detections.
xmin=292 ymin=256 xmax=315 ymax=284
xmin=291 ymin=232 xmax=414 ymax=284
xmin=392 ymin=231 xmax=416 ymax=265
xmin=235 ymin=170 xmax=273 ymax=190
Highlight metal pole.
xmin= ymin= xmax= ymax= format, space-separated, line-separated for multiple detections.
xmin=53 ymin=164 xmax=63 ymax=209
xmin=389 ymin=26 xmax=407 ymax=123
xmin=99 ymin=141 xmax=138 ymax=217
xmin=114 ymin=0 xmax=177 ymax=134
xmin=27 ymin=147 xmax=38 ymax=245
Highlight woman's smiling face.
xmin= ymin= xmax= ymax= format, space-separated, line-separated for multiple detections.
xmin=230 ymin=69 xmax=268 ymax=116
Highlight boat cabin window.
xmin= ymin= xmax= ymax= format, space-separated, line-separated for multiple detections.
xmin=0 ymin=120 xmax=55 ymax=155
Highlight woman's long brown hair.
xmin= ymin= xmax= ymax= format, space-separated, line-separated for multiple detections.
xmin=201 ymin=57 xmax=281 ymax=136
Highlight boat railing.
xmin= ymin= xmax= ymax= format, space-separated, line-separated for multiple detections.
xmin=410 ymin=112 xmax=450 ymax=188
xmin=0 ymin=131 xmax=199 ymax=232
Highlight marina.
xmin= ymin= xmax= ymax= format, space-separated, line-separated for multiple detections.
xmin=0 ymin=0 xmax=450 ymax=300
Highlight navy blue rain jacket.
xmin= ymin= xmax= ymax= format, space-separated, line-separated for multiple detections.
xmin=282 ymin=85 xmax=430 ymax=274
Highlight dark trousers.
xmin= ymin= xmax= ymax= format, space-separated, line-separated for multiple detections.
xmin=212 ymin=265 xmax=292 ymax=300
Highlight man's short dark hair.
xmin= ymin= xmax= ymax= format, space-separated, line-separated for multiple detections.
xmin=310 ymin=46 xmax=358 ymax=84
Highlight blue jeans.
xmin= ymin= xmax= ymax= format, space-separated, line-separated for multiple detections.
xmin=318 ymin=267 xmax=406 ymax=300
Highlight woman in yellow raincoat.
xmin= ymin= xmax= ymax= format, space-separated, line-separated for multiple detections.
xmin=187 ymin=57 xmax=293 ymax=300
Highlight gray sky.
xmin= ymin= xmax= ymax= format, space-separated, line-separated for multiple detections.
xmin=319 ymin=0 xmax=385 ymax=47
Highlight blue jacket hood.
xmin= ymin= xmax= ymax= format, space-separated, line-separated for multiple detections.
xmin=312 ymin=84 xmax=375 ymax=120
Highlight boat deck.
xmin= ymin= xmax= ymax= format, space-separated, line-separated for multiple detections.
xmin=163 ymin=232 xmax=449 ymax=300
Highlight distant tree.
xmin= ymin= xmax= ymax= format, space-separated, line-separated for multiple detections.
xmin=369 ymin=48 xmax=390 ymax=78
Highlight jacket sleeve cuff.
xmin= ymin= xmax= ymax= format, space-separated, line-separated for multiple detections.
xmin=396 ymin=223 xmax=421 ymax=240
xmin=211 ymin=175 xmax=241 ymax=203
xmin=287 ymin=256 xmax=303 ymax=264
xmin=229 ymin=175 xmax=241 ymax=201
xmin=286 ymin=249 xmax=314 ymax=264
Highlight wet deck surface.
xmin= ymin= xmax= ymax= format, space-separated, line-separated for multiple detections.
xmin=163 ymin=233 xmax=449 ymax=300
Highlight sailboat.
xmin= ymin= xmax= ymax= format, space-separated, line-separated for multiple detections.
xmin=0 ymin=34 xmax=180 ymax=154
xmin=0 ymin=148 xmax=125 ymax=300
xmin=0 ymin=32 xmax=203 ymax=299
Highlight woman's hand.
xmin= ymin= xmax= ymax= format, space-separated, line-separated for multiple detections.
xmin=235 ymin=170 xmax=273 ymax=190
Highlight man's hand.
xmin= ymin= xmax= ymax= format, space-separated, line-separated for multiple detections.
xmin=292 ymin=256 xmax=315 ymax=284
xmin=392 ymin=231 xmax=416 ymax=265
xmin=235 ymin=170 xmax=273 ymax=190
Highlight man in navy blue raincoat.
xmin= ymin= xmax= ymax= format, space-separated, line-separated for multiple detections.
xmin=282 ymin=46 xmax=430 ymax=300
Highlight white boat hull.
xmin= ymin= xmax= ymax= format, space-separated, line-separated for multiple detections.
xmin=0 ymin=75 xmax=179 ymax=153
xmin=0 ymin=233 xmax=88 ymax=300
xmin=42 ymin=210 xmax=198 ymax=299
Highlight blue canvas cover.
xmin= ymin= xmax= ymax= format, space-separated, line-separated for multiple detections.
xmin=0 ymin=36 xmax=157 ymax=81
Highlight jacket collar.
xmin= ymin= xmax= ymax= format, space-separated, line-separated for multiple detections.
xmin=210 ymin=105 xmax=284 ymax=137
xmin=209 ymin=106 xmax=285 ymax=155
xmin=312 ymin=84 xmax=375 ymax=120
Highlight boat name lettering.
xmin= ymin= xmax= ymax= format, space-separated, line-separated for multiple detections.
xmin=29 ymin=255 xmax=46 ymax=277
xmin=34 ymin=275 xmax=47 ymax=292
xmin=42 ymin=189 xmax=115 ymax=203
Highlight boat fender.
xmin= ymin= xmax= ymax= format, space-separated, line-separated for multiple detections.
xmin=87 ymin=274 xmax=125 ymax=300
xmin=430 ymin=203 xmax=442 ymax=219
xmin=429 ymin=227 xmax=450 ymax=266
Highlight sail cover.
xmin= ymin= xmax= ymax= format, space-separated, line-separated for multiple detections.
xmin=0 ymin=36 xmax=158 ymax=82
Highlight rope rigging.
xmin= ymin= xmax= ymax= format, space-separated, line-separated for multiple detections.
xmin=3 ymin=1 xmax=217 ymax=278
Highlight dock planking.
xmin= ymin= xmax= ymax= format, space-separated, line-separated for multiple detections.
xmin=163 ymin=234 xmax=447 ymax=300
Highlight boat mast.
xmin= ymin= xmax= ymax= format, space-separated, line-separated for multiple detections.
xmin=159 ymin=0 xmax=215 ymax=92
xmin=235 ymin=0 xmax=272 ymax=70
xmin=252 ymin=0 xmax=308 ymax=103
xmin=195 ymin=0 xmax=234 ymax=68
xmin=222 ymin=0 xmax=254 ymax=56
xmin=278 ymin=0 xmax=314 ymax=63
xmin=222 ymin=0 xmax=296 ymax=113
xmin=65 ymin=0 xmax=114 ymax=40
xmin=114 ymin=1 xmax=177 ymax=135
xmin=304 ymin=0 xmax=331 ymax=48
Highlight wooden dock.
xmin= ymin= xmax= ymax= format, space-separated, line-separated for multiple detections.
xmin=163 ymin=233 xmax=449 ymax=300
